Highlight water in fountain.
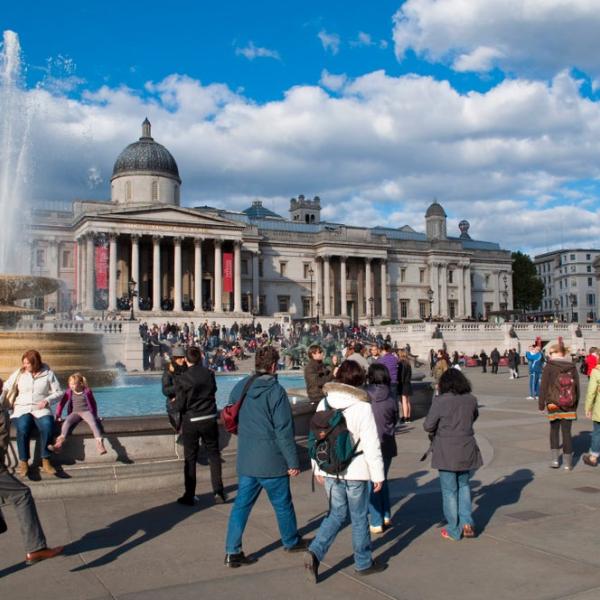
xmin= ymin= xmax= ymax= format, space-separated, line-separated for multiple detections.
xmin=0 ymin=30 xmax=32 ymax=274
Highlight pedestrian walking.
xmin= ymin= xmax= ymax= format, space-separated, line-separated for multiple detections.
xmin=582 ymin=362 xmax=600 ymax=467
xmin=423 ymin=369 xmax=482 ymax=540
xmin=397 ymin=348 xmax=413 ymax=423
xmin=479 ymin=350 xmax=488 ymax=373
xmin=304 ymin=344 xmax=332 ymax=405
xmin=490 ymin=348 xmax=500 ymax=374
xmin=525 ymin=344 xmax=544 ymax=400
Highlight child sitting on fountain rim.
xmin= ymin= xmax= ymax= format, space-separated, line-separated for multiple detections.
xmin=50 ymin=373 xmax=107 ymax=455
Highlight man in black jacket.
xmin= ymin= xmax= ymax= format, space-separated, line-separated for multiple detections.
xmin=175 ymin=347 xmax=226 ymax=506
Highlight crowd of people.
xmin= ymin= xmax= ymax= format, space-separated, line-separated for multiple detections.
xmin=4 ymin=328 xmax=600 ymax=580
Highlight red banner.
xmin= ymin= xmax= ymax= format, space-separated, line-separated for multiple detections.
xmin=223 ymin=252 xmax=233 ymax=293
xmin=95 ymin=245 xmax=109 ymax=289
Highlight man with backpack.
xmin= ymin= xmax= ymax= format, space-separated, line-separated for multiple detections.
xmin=224 ymin=346 xmax=308 ymax=568
xmin=305 ymin=360 xmax=386 ymax=583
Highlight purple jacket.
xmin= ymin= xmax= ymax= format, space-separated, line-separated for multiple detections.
xmin=55 ymin=387 xmax=99 ymax=419
xmin=377 ymin=352 xmax=398 ymax=384
xmin=366 ymin=384 xmax=398 ymax=459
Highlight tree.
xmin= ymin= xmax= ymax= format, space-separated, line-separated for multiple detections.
xmin=511 ymin=251 xmax=544 ymax=311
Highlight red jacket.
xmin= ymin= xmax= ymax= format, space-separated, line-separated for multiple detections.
xmin=586 ymin=354 xmax=598 ymax=376
xmin=55 ymin=387 xmax=99 ymax=419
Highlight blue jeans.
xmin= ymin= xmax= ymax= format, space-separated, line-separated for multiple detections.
xmin=368 ymin=456 xmax=392 ymax=527
xmin=438 ymin=470 xmax=473 ymax=540
xmin=590 ymin=421 xmax=600 ymax=457
xmin=529 ymin=371 xmax=541 ymax=397
xmin=15 ymin=414 xmax=55 ymax=461
xmin=309 ymin=478 xmax=372 ymax=571
xmin=225 ymin=475 xmax=299 ymax=554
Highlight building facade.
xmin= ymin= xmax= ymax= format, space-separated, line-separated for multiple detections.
xmin=535 ymin=249 xmax=600 ymax=322
xmin=28 ymin=121 xmax=513 ymax=322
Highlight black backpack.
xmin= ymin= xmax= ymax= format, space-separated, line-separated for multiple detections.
xmin=308 ymin=398 xmax=361 ymax=476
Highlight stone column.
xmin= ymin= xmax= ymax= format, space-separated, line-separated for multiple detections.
xmin=214 ymin=240 xmax=222 ymax=312
xmin=464 ymin=265 xmax=472 ymax=317
xmin=75 ymin=238 xmax=82 ymax=308
xmin=86 ymin=234 xmax=95 ymax=312
xmin=252 ymin=251 xmax=259 ymax=311
xmin=323 ymin=256 xmax=331 ymax=315
xmin=315 ymin=258 xmax=322 ymax=315
xmin=234 ymin=241 xmax=242 ymax=313
xmin=440 ymin=263 xmax=448 ymax=318
xmin=173 ymin=237 xmax=183 ymax=312
xmin=108 ymin=234 xmax=118 ymax=311
xmin=429 ymin=262 xmax=439 ymax=316
xmin=340 ymin=257 xmax=347 ymax=317
xmin=494 ymin=272 xmax=501 ymax=310
xmin=131 ymin=234 xmax=140 ymax=293
xmin=380 ymin=260 xmax=388 ymax=318
xmin=365 ymin=258 xmax=372 ymax=316
xmin=194 ymin=238 xmax=203 ymax=312
xmin=457 ymin=263 xmax=465 ymax=318
xmin=152 ymin=235 xmax=161 ymax=313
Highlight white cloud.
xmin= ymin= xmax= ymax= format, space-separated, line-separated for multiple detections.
xmin=8 ymin=66 xmax=600 ymax=255
xmin=318 ymin=30 xmax=341 ymax=55
xmin=235 ymin=41 xmax=281 ymax=61
xmin=350 ymin=32 xmax=374 ymax=48
xmin=393 ymin=0 xmax=600 ymax=78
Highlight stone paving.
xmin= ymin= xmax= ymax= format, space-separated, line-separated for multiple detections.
xmin=2 ymin=366 xmax=600 ymax=599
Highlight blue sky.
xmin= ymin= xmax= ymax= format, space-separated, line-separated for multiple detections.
xmin=3 ymin=0 xmax=600 ymax=255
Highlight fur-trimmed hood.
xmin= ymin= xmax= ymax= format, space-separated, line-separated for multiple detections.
xmin=323 ymin=382 xmax=368 ymax=408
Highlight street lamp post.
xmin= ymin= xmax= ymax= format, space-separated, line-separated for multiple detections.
xmin=569 ymin=293 xmax=577 ymax=323
xmin=427 ymin=287 xmax=434 ymax=321
xmin=554 ymin=298 xmax=560 ymax=321
xmin=128 ymin=279 xmax=137 ymax=321
xmin=308 ymin=266 xmax=314 ymax=320
xmin=368 ymin=296 xmax=374 ymax=326
xmin=316 ymin=301 xmax=320 ymax=324
xmin=503 ymin=274 xmax=508 ymax=310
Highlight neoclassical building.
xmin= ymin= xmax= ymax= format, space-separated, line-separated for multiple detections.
xmin=29 ymin=120 xmax=513 ymax=322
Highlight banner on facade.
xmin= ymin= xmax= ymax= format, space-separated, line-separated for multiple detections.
xmin=95 ymin=245 xmax=109 ymax=289
xmin=223 ymin=252 xmax=233 ymax=293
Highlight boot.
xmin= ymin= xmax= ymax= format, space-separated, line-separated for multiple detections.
xmin=563 ymin=453 xmax=573 ymax=471
xmin=16 ymin=460 xmax=29 ymax=477
xmin=549 ymin=449 xmax=560 ymax=468
xmin=41 ymin=458 xmax=56 ymax=475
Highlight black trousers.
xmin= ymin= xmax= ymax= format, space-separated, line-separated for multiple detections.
xmin=181 ymin=417 xmax=223 ymax=498
xmin=550 ymin=419 xmax=573 ymax=454
xmin=491 ymin=363 xmax=498 ymax=374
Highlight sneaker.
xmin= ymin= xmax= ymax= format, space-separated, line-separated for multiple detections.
xmin=383 ymin=517 xmax=392 ymax=527
xmin=582 ymin=454 xmax=598 ymax=467
xmin=462 ymin=524 xmax=476 ymax=538
xmin=526 ymin=396 xmax=534 ymax=400
xmin=304 ymin=550 xmax=320 ymax=583
xmin=214 ymin=492 xmax=227 ymax=504
xmin=549 ymin=459 xmax=560 ymax=469
xmin=370 ymin=525 xmax=384 ymax=534
xmin=224 ymin=551 xmax=257 ymax=568
xmin=355 ymin=560 xmax=388 ymax=576
xmin=177 ymin=495 xmax=195 ymax=506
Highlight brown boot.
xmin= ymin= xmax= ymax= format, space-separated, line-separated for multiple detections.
xmin=41 ymin=458 xmax=56 ymax=475
xmin=17 ymin=460 xmax=29 ymax=477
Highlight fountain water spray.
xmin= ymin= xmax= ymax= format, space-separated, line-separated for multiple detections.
xmin=0 ymin=30 xmax=32 ymax=274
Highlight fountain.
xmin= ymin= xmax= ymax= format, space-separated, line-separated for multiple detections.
xmin=0 ymin=31 xmax=110 ymax=384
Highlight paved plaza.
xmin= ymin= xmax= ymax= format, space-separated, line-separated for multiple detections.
xmin=2 ymin=367 xmax=600 ymax=600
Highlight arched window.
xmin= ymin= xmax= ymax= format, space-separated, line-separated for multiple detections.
xmin=152 ymin=180 xmax=159 ymax=202
xmin=305 ymin=214 xmax=310 ymax=224
xmin=125 ymin=181 xmax=132 ymax=201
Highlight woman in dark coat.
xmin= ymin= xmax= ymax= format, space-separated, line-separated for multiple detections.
xmin=423 ymin=369 xmax=482 ymax=540
xmin=162 ymin=346 xmax=188 ymax=431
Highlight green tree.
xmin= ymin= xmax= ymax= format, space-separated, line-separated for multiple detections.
xmin=511 ymin=251 xmax=544 ymax=311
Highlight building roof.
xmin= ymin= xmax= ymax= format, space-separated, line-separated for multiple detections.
xmin=242 ymin=200 xmax=284 ymax=220
xmin=425 ymin=200 xmax=447 ymax=218
xmin=112 ymin=119 xmax=180 ymax=182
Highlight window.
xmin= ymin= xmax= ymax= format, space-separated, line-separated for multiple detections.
xmin=589 ymin=277 xmax=594 ymax=287
xmin=572 ymin=280 xmax=577 ymax=287
xmin=400 ymin=299 xmax=409 ymax=319
xmin=559 ymin=280 xmax=563 ymax=289
xmin=302 ymin=296 xmax=310 ymax=317
xmin=151 ymin=180 xmax=158 ymax=201
xmin=419 ymin=300 xmax=428 ymax=320
xmin=570 ymin=254 xmax=576 ymax=261
xmin=400 ymin=268 xmax=406 ymax=283
xmin=61 ymin=249 xmax=73 ymax=269
xmin=588 ymin=294 xmax=595 ymax=306
xmin=36 ymin=249 xmax=46 ymax=267
xmin=587 ymin=254 xmax=592 ymax=260
xmin=258 ymin=259 xmax=263 ymax=277
xmin=570 ymin=266 xmax=576 ymax=273
xmin=419 ymin=268 xmax=425 ymax=284
xmin=241 ymin=259 xmax=248 ymax=276
xmin=484 ymin=274 xmax=490 ymax=287
xmin=448 ymin=270 xmax=453 ymax=284
xmin=279 ymin=261 xmax=287 ymax=276
xmin=484 ymin=302 xmax=493 ymax=318
xmin=303 ymin=263 xmax=312 ymax=279
xmin=277 ymin=295 xmax=290 ymax=312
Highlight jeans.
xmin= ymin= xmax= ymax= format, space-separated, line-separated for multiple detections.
xmin=15 ymin=414 xmax=55 ymax=461
xmin=309 ymin=478 xmax=372 ymax=571
xmin=181 ymin=417 xmax=223 ymax=499
xmin=590 ymin=421 xmax=600 ymax=457
xmin=368 ymin=456 xmax=392 ymax=528
xmin=0 ymin=469 xmax=47 ymax=553
xmin=438 ymin=470 xmax=473 ymax=541
xmin=225 ymin=475 xmax=299 ymax=554
xmin=529 ymin=372 xmax=541 ymax=397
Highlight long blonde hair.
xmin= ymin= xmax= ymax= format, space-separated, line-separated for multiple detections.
xmin=68 ymin=372 xmax=88 ymax=389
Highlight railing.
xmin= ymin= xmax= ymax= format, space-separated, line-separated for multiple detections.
xmin=14 ymin=320 xmax=127 ymax=334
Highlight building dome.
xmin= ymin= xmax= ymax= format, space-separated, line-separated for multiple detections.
xmin=425 ymin=200 xmax=447 ymax=218
xmin=112 ymin=119 xmax=180 ymax=182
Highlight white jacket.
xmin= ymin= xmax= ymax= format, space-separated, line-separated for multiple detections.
xmin=312 ymin=382 xmax=384 ymax=483
xmin=1 ymin=365 xmax=63 ymax=419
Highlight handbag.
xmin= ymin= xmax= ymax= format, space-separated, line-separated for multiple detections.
xmin=5 ymin=372 xmax=21 ymax=408
xmin=221 ymin=373 xmax=261 ymax=435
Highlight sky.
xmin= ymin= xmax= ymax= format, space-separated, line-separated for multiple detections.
xmin=2 ymin=0 xmax=600 ymax=256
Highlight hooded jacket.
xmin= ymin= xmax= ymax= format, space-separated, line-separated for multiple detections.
xmin=304 ymin=358 xmax=332 ymax=403
xmin=1 ymin=365 xmax=62 ymax=419
xmin=55 ymin=387 xmax=99 ymax=419
xmin=312 ymin=382 xmax=384 ymax=482
xmin=174 ymin=363 xmax=217 ymax=419
xmin=365 ymin=383 xmax=398 ymax=459
xmin=230 ymin=373 xmax=298 ymax=478
xmin=585 ymin=365 xmax=600 ymax=422
xmin=538 ymin=357 xmax=579 ymax=419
